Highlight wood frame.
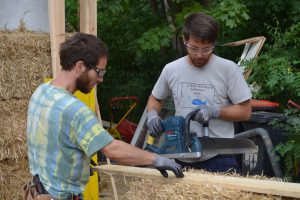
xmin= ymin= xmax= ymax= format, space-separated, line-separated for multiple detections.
xmin=222 ymin=36 xmax=266 ymax=80
xmin=79 ymin=0 xmax=102 ymax=124
xmin=48 ymin=0 xmax=65 ymax=78
xmin=80 ymin=0 xmax=97 ymax=35
xmin=95 ymin=165 xmax=300 ymax=198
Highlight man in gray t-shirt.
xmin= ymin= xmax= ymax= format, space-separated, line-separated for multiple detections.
xmin=146 ymin=12 xmax=252 ymax=172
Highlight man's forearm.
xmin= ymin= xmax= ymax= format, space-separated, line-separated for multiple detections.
xmin=101 ymin=140 xmax=155 ymax=166
xmin=147 ymin=95 xmax=163 ymax=112
xmin=219 ymin=100 xmax=251 ymax=121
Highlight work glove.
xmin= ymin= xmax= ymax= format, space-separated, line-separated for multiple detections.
xmin=147 ymin=109 xmax=163 ymax=137
xmin=152 ymin=154 xmax=184 ymax=178
xmin=193 ymin=105 xmax=220 ymax=124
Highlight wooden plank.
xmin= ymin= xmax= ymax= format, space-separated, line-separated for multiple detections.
xmin=78 ymin=1 xmax=100 ymax=199
xmin=79 ymin=0 xmax=89 ymax=33
xmin=79 ymin=0 xmax=101 ymax=125
xmin=222 ymin=36 xmax=266 ymax=47
xmin=80 ymin=0 xmax=97 ymax=35
xmin=94 ymin=165 xmax=300 ymax=198
xmin=48 ymin=0 xmax=65 ymax=78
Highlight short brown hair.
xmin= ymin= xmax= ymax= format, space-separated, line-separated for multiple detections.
xmin=183 ymin=12 xmax=219 ymax=43
xmin=59 ymin=32 xmax=108 ymax=71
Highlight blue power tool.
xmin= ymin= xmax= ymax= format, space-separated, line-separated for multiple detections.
xmin=146 ymin=116 xmax=202 ymax=156
xmin=145 ymin=109 xmax=258 ymax=160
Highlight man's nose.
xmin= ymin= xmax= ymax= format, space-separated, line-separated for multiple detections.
xmin=195 ymin=52 xmax=205 ymax=58
xmin=97 ymin=76 xmax=104 ymax=83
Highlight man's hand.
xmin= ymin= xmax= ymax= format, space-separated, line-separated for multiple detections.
xmin=194 ymin=105 xmax=220 ymax=124
xmin=152 ymin=155 xmax=184 ymax=178
xmin=147 ymin=110 xmax=163 ymax=137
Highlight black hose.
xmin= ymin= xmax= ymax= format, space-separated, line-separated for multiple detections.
xmin=235 ymin=128 xmax=282 ymax=178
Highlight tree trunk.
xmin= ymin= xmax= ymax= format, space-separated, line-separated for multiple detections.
xmin=149 ymin=0 xmax=159 ymax=15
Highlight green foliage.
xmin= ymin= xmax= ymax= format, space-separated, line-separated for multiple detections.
xmin=65 ymin=0 xmax=79 ymax=31
xmin=247 ymin=22 xmax=300 ymax=105
xmin=246 ymin=0 xmax=300 ymax=30
xmin=274 ymin=109 xmax=300 ymax=181
xmin=173 ymin=0 xmax=249 ymax=32
xmin=211 ymin=0 xmax=249 ymax=29
xmin=174 ymin=3 xmax=205 ymax=30
xmin=137 ymin=26 xmax=174 ymax=54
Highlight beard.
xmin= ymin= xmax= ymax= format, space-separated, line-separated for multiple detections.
xmin=76 ymin=71 xmax=92 ymax=94
xmin=189 ymin=55 xmax=211 ymax=68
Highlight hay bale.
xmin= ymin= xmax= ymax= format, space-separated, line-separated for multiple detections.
xmin=99 ymin=170 xmax=284 ymax=200
xmin=0 ymin=158 xmax=31 ymax=200
xmin=0 ymin=30 xmax=52 ymax=100
xmin=125 ymin=177 xmax=282 ymax=200
xmin=0 ymin=99 xmax=28 ymax=161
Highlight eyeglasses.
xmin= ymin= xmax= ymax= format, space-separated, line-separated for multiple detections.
xmin=90 ymin=66 xmax=106 ymax=77
xmin=184 ymin=42 xmax=214 ymax=55
xmin=81 ymin=61 xmax=106 ymax=77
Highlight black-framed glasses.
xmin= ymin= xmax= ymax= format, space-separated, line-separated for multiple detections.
xmin=184 ymin=41 xmax=214 ymax=55
xmin=90 ymin=66 xmax=106 ymax=77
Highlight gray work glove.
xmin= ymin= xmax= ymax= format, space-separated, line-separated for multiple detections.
xmin=147 ymin=110 xmax=163 ymax=137
xmin=152 ymin=154 xmax=184 ymax=178
xmin=194 ymin=105 xmax=220 ymax=124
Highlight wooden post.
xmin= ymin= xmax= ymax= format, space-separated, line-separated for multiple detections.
xmin=80 ymin=0 xmax=102 ymax=123
xmin=48 ymin=0 xmax=65 ymax=78
xmin=79 ymin=1 xmax=105 ymax=199
xmin=80 ymin=0 xmax=97 ymax=35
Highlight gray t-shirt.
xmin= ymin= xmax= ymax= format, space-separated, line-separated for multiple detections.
xmin=152 ymin=55 xmax=252 ymax=139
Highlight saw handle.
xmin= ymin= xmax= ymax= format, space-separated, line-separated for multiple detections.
xmin=184 ymin=109 xmax=198 ymax=148
xmin=203 ymin=123 xmax=209 ymax=137
xmin=185 ymin=109 xmax=210 ymax=147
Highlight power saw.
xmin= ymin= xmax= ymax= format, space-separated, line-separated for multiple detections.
xmin=145 ymin=108 xmax=258 ymax=161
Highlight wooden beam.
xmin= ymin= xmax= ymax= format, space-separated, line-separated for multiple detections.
xmin=79 ymin=0 xmax=101 ymax=123
xmin=222 ymin=36 xmax=266 ymax=47
xmin=48 ymin=0 xmax=65 ymax=78
xmin=80 ymin=0 xmax=97 ymax=35
xmin=94 ymin=165 xmax=300 ymax=198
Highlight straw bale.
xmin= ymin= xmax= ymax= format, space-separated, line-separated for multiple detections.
xmin=0 ymin=30 xmax=52 ymax=100
xmin=0 ymin=158 xmax=31 ymax=200
xmin=125 ymin=177 xmax=282 ymax=200
xmin=0 ymin=99 xmax=28 ymax=161
xmin=99 ymin=170 xmax=285 ymax=200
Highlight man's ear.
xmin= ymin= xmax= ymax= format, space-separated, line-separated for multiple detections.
xmin=74 ymin=61 xmax=86 ymax=74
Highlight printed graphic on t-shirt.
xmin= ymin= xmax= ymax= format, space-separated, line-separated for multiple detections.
xmin=177 ymin=82 xmax=215 ymax=108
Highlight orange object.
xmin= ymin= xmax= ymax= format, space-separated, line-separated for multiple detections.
xmin=250 ymin=99 xmax=279 ymax=111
